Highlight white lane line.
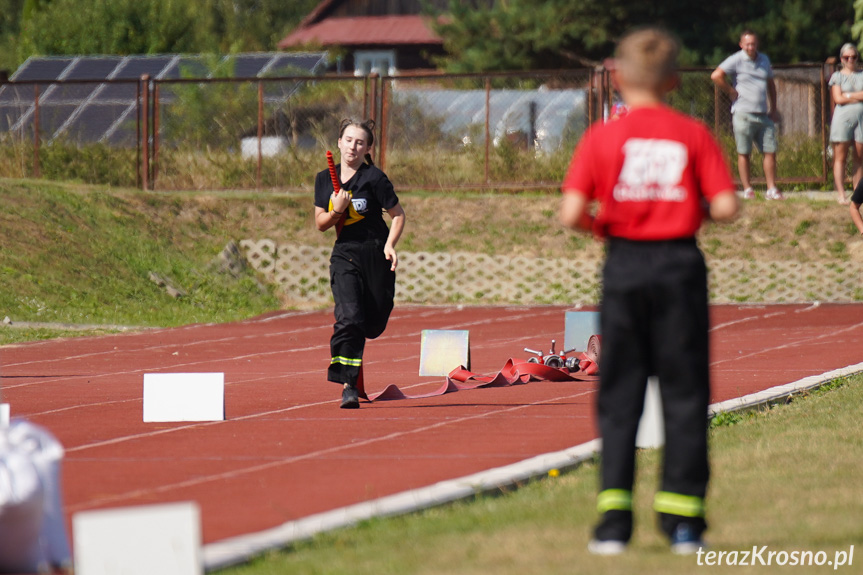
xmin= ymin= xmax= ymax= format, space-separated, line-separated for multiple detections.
xmin=2 ymin=307 xmax=562 ymax=370
xmin=1 ymin=309 xmax=564 ymax=391
xmin=711 ymin=320 xmax=863 ymax=366
xmin=709 ymin=302 xmax=821 ymax=333
xmin=710 ymin=307 xmax=791 ymax=332
xmin=64 ymin=398 xmax=339 ymax=453
xmin=0 ymin=345 xmax=329 ymax=389
xmin=65 ymin=389 xmax=596 ymax=512
xmin=1 ymin=325 xmax=333 ymax=368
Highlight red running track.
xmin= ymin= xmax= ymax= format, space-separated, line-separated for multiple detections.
xmin=2 ymin=303 xmax=862 ymax=548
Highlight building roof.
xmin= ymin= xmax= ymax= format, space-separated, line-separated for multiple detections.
xmin=278 ymin=15 xmax=442 ymax=49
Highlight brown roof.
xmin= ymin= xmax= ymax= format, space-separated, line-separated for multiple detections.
xmin=278 ymin=15 xmax=442 ymax=48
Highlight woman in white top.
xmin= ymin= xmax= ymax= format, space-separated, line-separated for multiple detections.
xmin=829 ymin=43 xmax=863 ymax=204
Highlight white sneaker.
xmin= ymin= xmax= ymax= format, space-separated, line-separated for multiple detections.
xmin=742 ymin=187 xmax=755 ymax=199
xmin=671 ymin=539 xmax=706 ymax=555
xmin=765 ymin=188 xmax=784 ymax=200
xmin=588 ymin=539 xmax=627 ymax=555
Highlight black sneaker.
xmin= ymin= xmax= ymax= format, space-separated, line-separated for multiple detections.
xmin=340 ymin=384 xmax=360 ymax=409
xmin=670 ymin=523 xmax=705 ymax=555
xmin=593 ymin=509 xmax=633 ymax=543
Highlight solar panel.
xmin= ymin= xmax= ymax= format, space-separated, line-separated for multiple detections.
xmin=270 ymin=53 xmax=328 ymax=75
xmin=114 ymin=56 xmax=176 ymax=80
xmin=64 ymin=58 xmax=121 ymax=80
xmin=96 ymin=78 xmax=140 ymax=101
xmin=65 ymin=104 xmax=136 ymax=145
xmin=36 ymin=104 xmax=79 ymax=138
xmin=41 ymin=82 xmax=99 ymax=103
xmin=172 ymin=58 xmax=209 ymax=79
xmin=2 ymin=52 xmax=328 ymax=145
xmin=12 ymin=58 xmax=75 ymax=82
xmin=233 ymin=54 xmax=274 ymax=77
xmin=0 ymin=83 xmax=35 ymax=104
xmin=0 ymin=104 xmax=28 ymax=131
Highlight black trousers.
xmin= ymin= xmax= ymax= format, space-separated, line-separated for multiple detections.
xmin=327 ymin=239 xmax=395 ymax=386
xmin=597 ymin=238 xmax=710 ymax=537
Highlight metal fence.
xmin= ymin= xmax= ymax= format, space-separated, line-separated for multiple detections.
xmin=0 ymin=63 xmax=837 ymax=191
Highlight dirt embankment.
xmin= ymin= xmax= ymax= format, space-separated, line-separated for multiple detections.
xmin=213 ymin=192 xmax=862 ymax=264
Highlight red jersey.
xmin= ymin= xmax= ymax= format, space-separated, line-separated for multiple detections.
xmin=561 ymin=105 xmax=735 ymax=241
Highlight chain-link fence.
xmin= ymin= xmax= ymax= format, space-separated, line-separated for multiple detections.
xmin=151 ymin=76 xmax=370 ymax=190
xmin=704 ymin=64 xmax=829 ymax=185
xmin=377 ymin=70 xmax=592 ymax=190
xmin=0 ymin=79 xmax=141 ymax=186
xmin=0 ymin=63 xmax=839 ymax=191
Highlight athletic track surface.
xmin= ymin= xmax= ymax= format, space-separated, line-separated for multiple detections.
xmin=2 ymin=303 xmax=861 ymax=563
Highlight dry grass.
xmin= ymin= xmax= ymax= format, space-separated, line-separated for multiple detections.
xmin=195 ymin=190 xmax=861 ymax=265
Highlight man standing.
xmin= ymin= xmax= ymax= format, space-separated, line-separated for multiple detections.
xmin=711 ymin=30 xmax=783 ymax=200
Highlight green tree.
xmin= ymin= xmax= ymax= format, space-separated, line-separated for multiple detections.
xmin=19 ymin=0 xmax=205 ymax=57
xmin=712 ymin=0 xmax=854 ymax=64
xmin=0 ymin=0 xmax=26 ymax=71
xmin=1 ymin=0 xmax=25 ymax=31
xmin=14 ymin=0 xmax=318 ymax=64
xmin=855 ymin=0 xmax=863 ymax=47
xmin=431 ymin=0 xmax=855 ymax=71
xmin=431 ymin=0 xmax=622 ymax=72
xmin=198 ymin=0 xmax=319 ymax=53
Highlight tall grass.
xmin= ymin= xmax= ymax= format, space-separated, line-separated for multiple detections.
xmin=0 ymin=136 xmax=138 ymax=186
xmin=714 ymin=131 xmax=828 ymax=188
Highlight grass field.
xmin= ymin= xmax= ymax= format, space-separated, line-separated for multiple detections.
xmin=217 ymin=377 xmax=862 ymax=575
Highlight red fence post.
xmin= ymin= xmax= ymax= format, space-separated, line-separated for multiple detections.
xmin=379 ymin=77 xmax=389 ymax=172
xmin=598 ymin=67 xmax=608 ymax=122
xmin=714 ymin=83 xmax=721 ymax=135
xmin=153 ymin=83 xmax=160 ymax=191
xmin=257 ymin=81 xmax=264 ymax=190
xmin=135 ymin=79 xmax=141 ymax=188
xmin=369 ymin=73 xmax=378 ymax=125
xmin=363 ymin=75 xmax=369 ymax=119
xmin=484 ymin=77 xmax=491 ymax=185
xmin=820 ymin=64 xmax=829 ymax=185
xmin=141 ymin=74 xmax=150 ymax=191
xmin=33 ymin=84 xmax=40 ymax=179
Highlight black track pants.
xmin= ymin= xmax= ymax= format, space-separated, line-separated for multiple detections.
xmin=597 ymin=238 xmax=711 ymax=536
xmin=327 ymin=239 xmax=395 ymax=386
